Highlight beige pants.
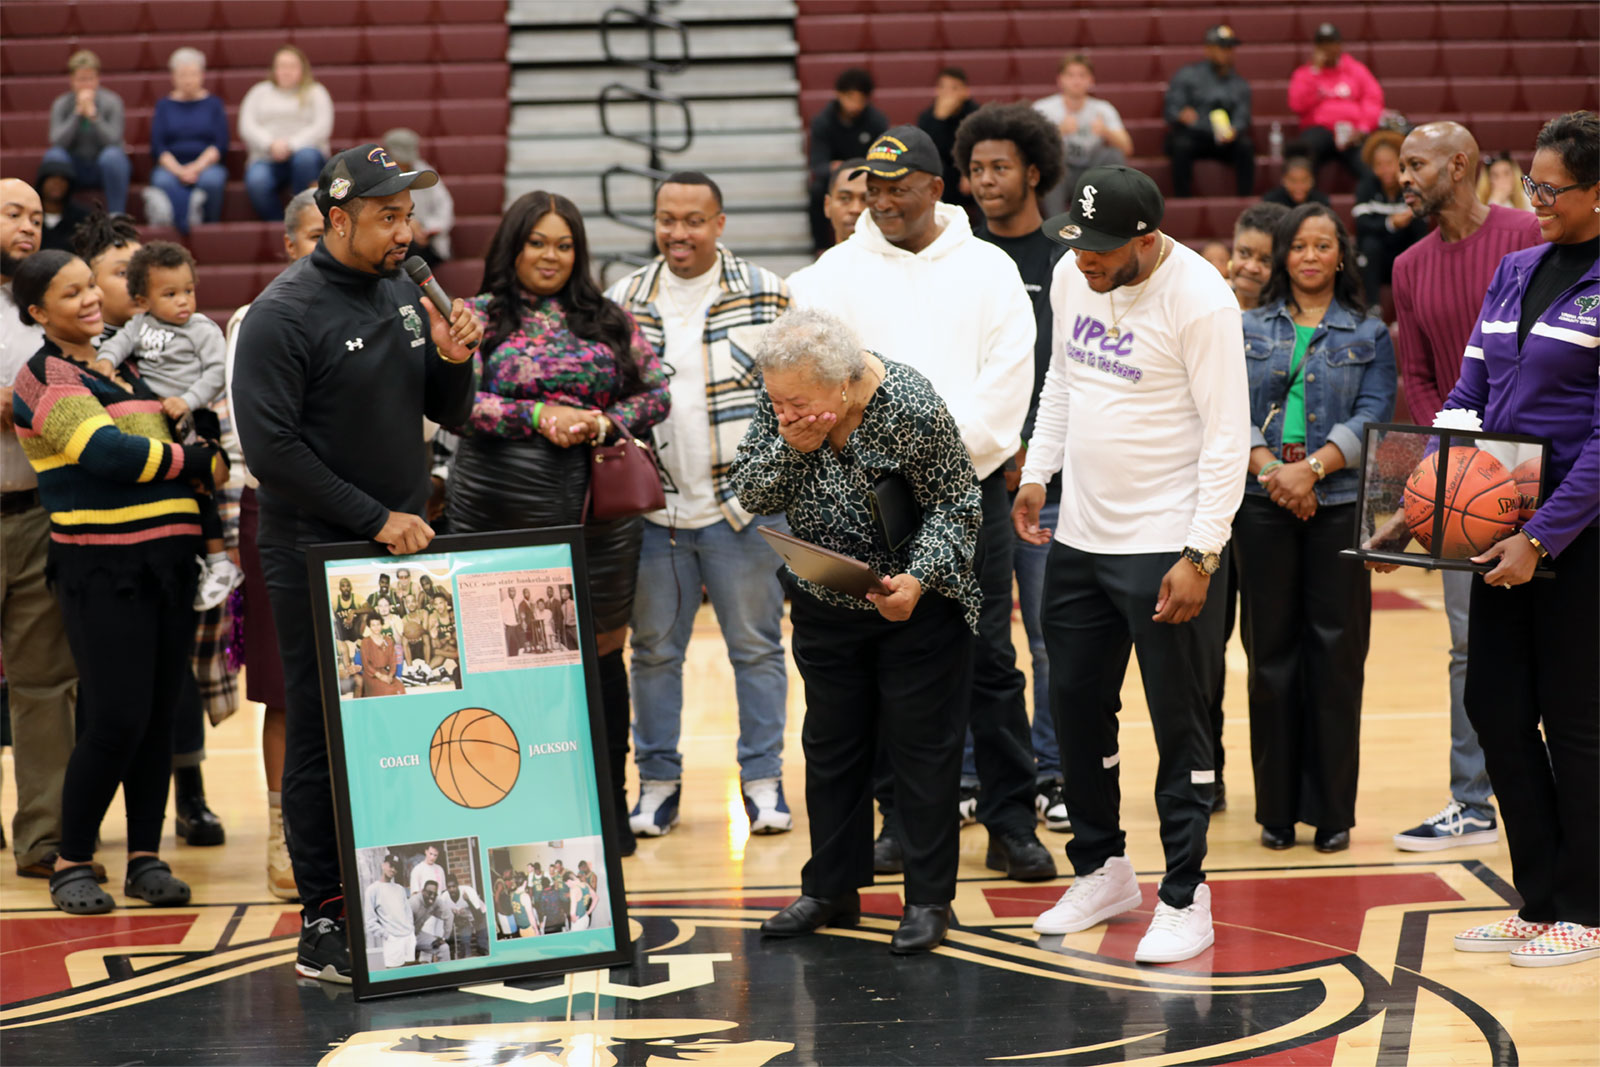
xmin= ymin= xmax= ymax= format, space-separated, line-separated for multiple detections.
xmin=0 ymin=503 xmax=78 ymax=866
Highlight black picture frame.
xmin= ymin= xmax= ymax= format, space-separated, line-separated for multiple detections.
xmin=306 ymin=526 xmax=632 ymax=1000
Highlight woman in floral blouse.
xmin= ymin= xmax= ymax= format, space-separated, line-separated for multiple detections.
xmin=731 ymin=307 xmax=981 ymax=956
xmin=446 ymin=191 xmax=669 ymax=856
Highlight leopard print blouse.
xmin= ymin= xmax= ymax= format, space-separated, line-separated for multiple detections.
xmin=732 ymin=358 xmax=982 ymax=630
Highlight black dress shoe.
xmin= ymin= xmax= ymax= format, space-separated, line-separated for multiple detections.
xmin=984 ymin=829 xmax=1058 ymax=881
xmin=1314 ymin=828 xmax=1350 ymax=853
xmin=873 ymin=827 xmax=904 ymax=875
xmin=760 ymin=892 xmax=861 ymax=936
xmin=890 ymin=904 xmax=950 ymax=955
xmin=1211 ymin=779 xmax=1228 ymax=814
xmin=1260 ymin=825 xmax=1296 ymax=850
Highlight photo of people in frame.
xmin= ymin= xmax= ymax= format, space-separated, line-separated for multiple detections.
xmin=328 ymin=564 xmax=463 ymax=698
xmin=487 ymin=836 xmax=610 ymax=940
xmin=458 ymin=569 xmax=581 ymax=672
xmin=353 ymin=837 xmax=491 ymax=972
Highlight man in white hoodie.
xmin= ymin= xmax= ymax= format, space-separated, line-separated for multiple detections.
xmin=1012 ymin=166 xmax=1248 ymax=964
xmin=787 ymin=126 xmax=1054 ymax=883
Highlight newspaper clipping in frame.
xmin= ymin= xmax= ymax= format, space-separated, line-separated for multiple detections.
xmin=456 ymin=568 xmax=581 ymax=672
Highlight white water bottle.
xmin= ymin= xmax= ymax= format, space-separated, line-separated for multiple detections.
xmin=1269 ymin=121 xmax=1284 ymax=163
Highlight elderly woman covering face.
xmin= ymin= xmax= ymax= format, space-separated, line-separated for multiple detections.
xmin=731 ymin=307 xmax=981 ymax=956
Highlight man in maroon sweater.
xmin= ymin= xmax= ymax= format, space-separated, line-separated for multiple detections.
xmin=1388 ymin=121 xmax=1541 ymax=852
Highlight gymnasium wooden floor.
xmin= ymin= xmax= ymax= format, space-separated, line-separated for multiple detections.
xmin=2 ymin=568 xmax=1595 ymax=1065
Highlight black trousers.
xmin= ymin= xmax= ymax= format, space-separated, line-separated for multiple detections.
xmin=1042 ymin=542 xmax=1224 ymax=908
xmin=262 ymin=543 xmax=343 ymax=918
xmin=1358 ymin=230 xmax=1410 ymax=312
xmin=56 ymin=564 xmax=195 ymax=859
xmin=875 ymin=471 xmax=1038 ymax=836
xmin=1207 ymin=545 xmax=1234 ymax=779
xmin=1234 ymin=496 xmax=1369 ymax=831
xmin=1467 ymin=527 xmax=1599 ymax=927
xmin=1297 ymin=126 xmax=1367 ymax=182
xmin=1167 ymin=128 xmax=1256 ymax=197
xmin=789 ymin=583 xmax=972 ymax=906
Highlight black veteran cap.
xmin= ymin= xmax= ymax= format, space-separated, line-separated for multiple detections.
xmin=852 ymin=125 xmax=943 ymax=180
xmin=316 ymin=142 xmax=438 ymax=215
xmin=1204 ymin=24 xmax=1240 ymax=47
xmin=1043 ymin=166 xmax=1166 ymax=253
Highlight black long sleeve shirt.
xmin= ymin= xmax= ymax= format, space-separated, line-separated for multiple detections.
xmin=808 ymin=100 xmax=889 ymax=186
xmin=1164 ymin=60 xmax=1253 ymax=134
xmin=233 ymin=242 xmax=475 ymax=548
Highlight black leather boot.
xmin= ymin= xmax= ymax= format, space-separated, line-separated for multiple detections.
xmin=174 ymin=765 xmax=225 ymax=846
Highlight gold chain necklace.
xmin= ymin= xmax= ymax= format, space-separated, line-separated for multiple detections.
xmin=1106 ymin=236 xmax=1169 ymax=341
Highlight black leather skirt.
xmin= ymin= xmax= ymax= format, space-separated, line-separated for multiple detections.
xmin=446 ymin=434 xmax=643 ymax=633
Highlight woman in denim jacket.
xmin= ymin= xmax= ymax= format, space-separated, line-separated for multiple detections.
xmin=1236 ymin=203 xmax=1396 ymax=855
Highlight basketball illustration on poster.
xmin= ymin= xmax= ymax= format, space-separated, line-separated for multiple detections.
xmin=430 ymin=708 xmax=520 ymax=809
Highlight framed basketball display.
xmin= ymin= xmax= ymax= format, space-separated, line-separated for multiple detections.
xmin=1345 ymin=423 xmax=1554 ymax=575
xmin=306 ymin=528 xmax=632 ymax=999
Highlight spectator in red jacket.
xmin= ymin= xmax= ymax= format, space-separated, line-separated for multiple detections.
xmin=1287 ymin=23 xmax=1384 ymax=183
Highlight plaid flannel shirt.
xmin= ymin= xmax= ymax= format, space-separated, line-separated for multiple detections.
xmin=606 ymin=246 xmax=791 ymax=531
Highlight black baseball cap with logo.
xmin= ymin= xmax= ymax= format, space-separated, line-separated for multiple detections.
xmin=1314 ymin=22 xmax=1341 ymax=42
xmin=851 ymin=125 xmax=943 ymax=180
xmin=1204 ymin=24 xmax=1239 ymax=47
xmin=1043 ymin=166 xmax=1166 ymax=252
xmin=315 ymin=142 xmax=438 ymax=215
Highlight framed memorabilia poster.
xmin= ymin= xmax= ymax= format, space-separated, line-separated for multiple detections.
xmin=306 ymin=528 xmax=631 ymax=999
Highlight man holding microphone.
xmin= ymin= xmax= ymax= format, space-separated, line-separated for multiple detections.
xmin=233 ymin=143 xmax=481 ymax=984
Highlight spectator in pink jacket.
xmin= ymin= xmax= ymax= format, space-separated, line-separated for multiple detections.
xmin=1287 ymin=23 xmax=1384 ymax=183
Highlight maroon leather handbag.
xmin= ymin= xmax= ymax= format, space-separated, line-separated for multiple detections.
xmin=587 ymin=423 xmax=665 ymax=521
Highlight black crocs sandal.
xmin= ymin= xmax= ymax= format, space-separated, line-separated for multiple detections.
xmin=50 ymin=865 xmax=116 ymax=915
xmin=124 ymin=857 xmax=191 ymax=906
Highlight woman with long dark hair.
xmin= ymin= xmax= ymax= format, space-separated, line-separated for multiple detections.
xmin=1236 ymin=203 xmax=1396 ymax=854
xmin=446 ymin=191 xmax=669 ymax=856
xmin=9 ymin=250 xmax=225 ymax=914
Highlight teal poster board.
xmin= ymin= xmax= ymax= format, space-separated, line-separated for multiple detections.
xmin=307 ymin=528 xmax=631 ymax=999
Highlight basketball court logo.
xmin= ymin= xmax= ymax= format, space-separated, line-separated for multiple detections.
xmin=429 ymin=708 xmax=520 ymax=808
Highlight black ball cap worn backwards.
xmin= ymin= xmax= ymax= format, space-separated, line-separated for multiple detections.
xmin=1042 ymin=166 xmax=1166 ymax=253
xmin=315 ymin=142 xmax=438 ymax=215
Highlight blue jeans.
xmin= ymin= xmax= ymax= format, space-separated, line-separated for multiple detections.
xmin=149 ymin=164 xmax=227 ymax=235
xmin=43 ymin=145 xmax=130 ymax=215
xmin=1442 ymin=569 xmax=1493 ymax=817
xmin=629 ymin=515 xmax=789 ymax=782
xmin=245 ymin=148 xmax=326 ymax=221
xmin=962 ymin=501 xmax=1060 ymax=783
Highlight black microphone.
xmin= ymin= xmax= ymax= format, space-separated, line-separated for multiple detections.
xmin=403 ymin=256 xmax=477 ymax=349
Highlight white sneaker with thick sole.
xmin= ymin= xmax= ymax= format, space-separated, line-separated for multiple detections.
xmin=195 ymin=556 xmax=244 ymax=611
xmin=1135 ymin=883 xmax=1215 ymax=964
xmin=629 ymin=779 xmax=682 ymax=837
xmin=1032 ymin=855 xmax=1142 ymax=935
xmin=741 ymin=777 xmax=793 ymax=834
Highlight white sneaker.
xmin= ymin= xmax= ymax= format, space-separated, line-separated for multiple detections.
xmin=187 ymin=187 xmax=207 ymax=231
xmin=741 ymin=777 xmax=793 ymax=834
xmin=1135 ymin=883 xmax=1215 ymax=964
xmin=629 ymin=779 xmax=682 ymax=837
xmin=142 ymin=185 xmax=174 ymax=227
xmin=1032 ymin=855 xmax=1142 ymax=935
xmin=195 ymin=556 xmax=244 ymax=610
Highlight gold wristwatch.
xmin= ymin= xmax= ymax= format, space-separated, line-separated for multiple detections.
xmin=1181 ymin=547 xmax=1221 ymax=577
xmin=1524 ymin=533 xmax=1549 ymax=558
xmin=1307 ymin=456 xmax=1327 ymax=480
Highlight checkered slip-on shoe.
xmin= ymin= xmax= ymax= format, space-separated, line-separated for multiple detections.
xmin=1453 ymin=915 xmax=1552 ymax=952
xmin=1509 ymin=922 xmax=1600 ymax=968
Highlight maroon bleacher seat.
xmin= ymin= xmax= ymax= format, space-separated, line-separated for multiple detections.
xmin=1383 ymin=79 xmax=1450 ymax=117
xmin=72 ymin=0 xmax=150 ymax=34
xmin=946 ymin=51 xmax=1014 ymax=87
xmin=1509 ymin=41 xmax=1581 ymax=77
xmin=1519 ymin=77 xmax=1599 ymax=115
xmin=360 ymin=101 xmax=437 ymax=138
xmin=1227 ymin=44 xmax=1302 ymax=82
xmin=291 ymin=32 xmax=365 ymax=68
xmin=189 ymin=223 xmax=276 ymax=269
xmin=428 ymin=138 xmax=507 ymax=177
xmin=1 ymin=78 xmax=64 ymax=114
xmin=434 ymin=261 xmax=481 ymax=301
xmin=446 ymin=176 xmax=505 ymax=216
xmin=1007 ymin=11 xmax=1082 ymax=51
xmin=215 ymin=30 xmax=283 ymax=69
xmin=1080 ymin=10 xmax=1155 ymax=47
xmin=1437 ymin=4 xmax=1509 ymax=40
xmin=1152 ymin=10 xmax=1215 ymax=47
xmin=937 ymin=11 xmax=1010 ymax=50
xmin=436 ymin=23 xmax=508 ymax=63
xmin=795 ymin=15 xmax=869 ymax=54
xmin=451 ymin=217 xmax=499 ymax=260
xmin=286 ymin=0 xmax=363 ymax=29
xmin=1450 ymin=79 xmax=1521 ymax=115
xmin=867 ymin=14 xmax=941 ymax=52
xmin=146 ymin=1 xmax=220 ymax=33
xmin=1470 ymin=113 xmax=1547 ymax=153
xmin=1366 ymin=42 xmax=1441 ymax=80
xmin=872 ymin=53 xmax=941 ymax=90
xmin=361 ymin=26 xmax=436 ymax=65
xmin=219 ymin=0 xmax=288 ymax=31
xmin=438 ymin=99 xmax=509 ymax=139
xmin=430 ymin=63 xmax=508 ymax=99
xmin=1223 ymin=7 xmax=1300 ymax=47
xmin=1159 ymin=199 xmax=1209 ymax=241
xmin=1440 ymin=42 xmax=1515 ymax=78
xmin=0 ymin=1 xmax=74 ymax=38
xmin=1507 ymin=4 xmax=1579 ymax=39
xmin=1368 ymin=5 xmax=1440 ymax=44
xmin=1104 ymin=82 xmax=1165 ymax=122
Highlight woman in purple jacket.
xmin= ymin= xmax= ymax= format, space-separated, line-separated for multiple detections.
xmin=1442 ymin=112 xmax=1598 ymax=968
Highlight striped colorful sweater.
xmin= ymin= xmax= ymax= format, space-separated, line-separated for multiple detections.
xmin=10 ymin=342 xmax=218 ymax=550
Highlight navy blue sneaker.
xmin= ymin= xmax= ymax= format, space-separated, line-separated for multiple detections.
xmin=742 ymin=777 xmax=793 ymax=834
xmin=629 ymin=780 xmax=682 ymax=837
xmin=1393 ymin=801 xmax=1498 ymax=851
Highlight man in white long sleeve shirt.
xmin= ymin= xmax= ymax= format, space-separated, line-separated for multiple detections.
xmin=788 ymin=126 xmax=1055 ymax=883
xmin=1012 ymin=166 xmax=1248 ymax=965
xmin=363 ymin=854 xmax=415 ymax=969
